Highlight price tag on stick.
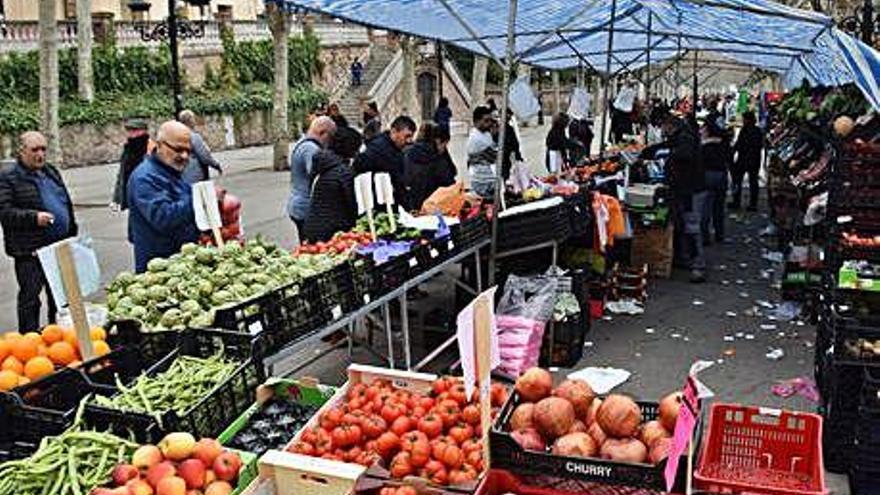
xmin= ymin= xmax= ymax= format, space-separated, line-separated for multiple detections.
xmin=664 ymin=361 xmax=715 ymax=494
xmin=192 ymin=181 xmax=224 ymax=247
xmin=374 ymin=172 xmax=397 ymax=233
xmin=355 ymin=173 xmax=377 ymax=241
xmin=37 ymin=239 xmax=98 ymax=361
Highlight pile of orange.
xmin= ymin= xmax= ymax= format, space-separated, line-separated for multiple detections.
xmin=0 ymin=324 xmax=109 ymax=391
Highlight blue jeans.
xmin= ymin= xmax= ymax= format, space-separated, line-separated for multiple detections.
xmin=702 ymin=170 xmax=728 ymax=242
xmin=674 ymin=192 xmax=707 ymax=271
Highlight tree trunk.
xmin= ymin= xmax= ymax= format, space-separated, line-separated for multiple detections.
xmin=39 ymin=0 xmax=61 ymax=165
xmin=77 ymin=0 xmax=94 ymax=101
xmin=269 ymin=3 xmax=290 ymax=172
xmin=471 ymin=56 xmax=488 ymax=106
xmin=400 ymin=36 xmax=419 ymax=119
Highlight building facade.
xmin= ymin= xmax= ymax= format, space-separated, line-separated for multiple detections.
xmin=3 ymin=0 xmax=264 ymax=22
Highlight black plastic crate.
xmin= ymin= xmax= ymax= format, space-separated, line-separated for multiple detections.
xmin=352 ymin=258 xmax=382 ymax=305
xmin=539 ymin=315 xmax=589 ymax=368
xmin=491 ymin=392 xmax=691 ymax=492
xmin=0 ymin=369 xmax=116 ymax=458
xmin=212 ymin=286 xmax=282 ymax=339
xmin=79 ymin=344 xmax=152 ymax=387
xmin=821 ymin=362 xmax=864 ymax=473
xmin=105 ymin=319 xmax=180 ymax=366
xmin=84 ymin=329 xmax=266 ymax=443
xmin=452 ymin=215 xmax=490 ymax=250
xmin=311 ymin=261 xmax=358 ymax=317
xmin=855 ymin=407 xmax=880 ymax=447
xmin=497 ymin=202 xmax=572 ymax=251
xmin=829 ymin=308 xmax=880 ymax=367
xmin=863 ymin=367 xmax=880 ymax=410
xmin=564 ymin=191 xmax=593 ymax=241
xmin=850 ymin=464 xmax=880 ymax=495
xmin=361 ymin=249 xmax=420 ymax=297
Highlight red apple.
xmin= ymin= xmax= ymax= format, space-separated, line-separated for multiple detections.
xmin=192 ymin=438 xmax=223 ymax=467
xmin=156 ymin=476 xmax=187 ymax=495
xmin=212 ymin=452 xmax=241 ymax=482
xmin=204 ymin=480 xmax=233 ymax=495
xmin=126 ymin=479 xmax=155 ymax=495
xmin=146 ymin=461 xmax=177 ymax=488
xmin=132 ymin=445 xmax=164 ymax=471
xmin=178 ymin=459 xmax=207 ymax=489
xmin=111 ymin=463 xmax=139 ymax=486
xmin=204 ymin=469 xmax=216 ymax=485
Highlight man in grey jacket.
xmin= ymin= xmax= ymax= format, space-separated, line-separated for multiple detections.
xmin=178 ymin=110 xmax=223 ymax=184
xmin=286 ymin=116 xmax=336 ymax=236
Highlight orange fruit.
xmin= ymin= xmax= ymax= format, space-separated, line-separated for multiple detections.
xmin=10 ymin=338 xmax=38 ymax=363
xmin=1 ymin=356 xmax=24 ymax=375
xmin=4 ymin=332 xmax=21 ymax=341
xmin=17 ymin=376 xmax=30 ymax=386
xmin=89 ymin=327 xmax=107 ymax=341
xmin=48 ymin=342 xmax=77 ymax=366
xmin=0 ymin=370 xmax=18 ymax=391
xmin=91 ymin=340 xmax=110 ymax=357
xmin=62 ymin=328 xmax=78 ymax=347
xmin=0 ymin=340 xmax=9 ymax=363
xmin=23 ymin=332 xmax=42 ymax=346
xmin=37 ymin=344 xmax=48 ymax=357
xmin=41 ymin=325 xmax=64 ymax=345
xmin=24 ymin=356 xmax=54 ymax=381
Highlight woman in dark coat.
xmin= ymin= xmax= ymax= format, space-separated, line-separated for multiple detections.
xmin=545 ymin=113 xmax=570 ymax=173
xmin=403 ymin=122 xmax=457 ymax=211
xmin=302 ymin=126 xmax=364 ymax=243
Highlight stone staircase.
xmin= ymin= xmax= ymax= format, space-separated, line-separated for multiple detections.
xmin=334 ymin=45 xmax=398 ymax=127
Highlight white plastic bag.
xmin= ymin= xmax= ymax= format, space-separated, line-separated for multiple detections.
xmin=568 ymin=87 xmax=593 ymax=120
xmin=613 ymin=85 xmax=636 ymax=113
xmin=507 ymin=75 xmax=540 ymax=121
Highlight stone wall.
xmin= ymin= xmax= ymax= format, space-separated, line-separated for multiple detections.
xmin=316 ymin=44 xmax=371 ymax=93
xmin=381 ymin=62 xmax=473 ymax=135
xmin=0 ymin=107 xmax=276 ymax=167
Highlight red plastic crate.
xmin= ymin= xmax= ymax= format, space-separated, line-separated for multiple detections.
xmin=694 ymin=403 xmax=826 ymax=495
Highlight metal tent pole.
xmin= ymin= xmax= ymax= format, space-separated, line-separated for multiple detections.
xmin=674 ymin=33 xmax=682 ymax=101
xmin=692 ymin=50 xmax=698 ymax=119
xmin=437 ymin=41 xmax=444 ymax=99
xmin=645 ymin=12 xmax=652 ymax=103
xmin=599 ymin=0 xmax=618 ymax=156
xmin=487 ymin=0 xmax=518 ymax=287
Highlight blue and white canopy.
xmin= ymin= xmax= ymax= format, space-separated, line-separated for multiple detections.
xmin=269 ymin=0 xmax=880 ymax=110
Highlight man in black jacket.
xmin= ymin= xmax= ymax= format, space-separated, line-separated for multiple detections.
xmin=730 ymin=111 xmax=764 ymax=211
xmin=354 ymin=115 xmax=416 ymax=205
xmin=0 ymin=132 xmax=78 ymax=331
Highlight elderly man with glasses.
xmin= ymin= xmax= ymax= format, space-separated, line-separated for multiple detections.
xmin=0 ymin=131 xmax=78 ymax=331
xmin=127 ymin=120 xmax=199 ymax=273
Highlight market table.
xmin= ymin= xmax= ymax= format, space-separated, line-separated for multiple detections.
xmin=264 ymin=239 xmax=490 ymax=377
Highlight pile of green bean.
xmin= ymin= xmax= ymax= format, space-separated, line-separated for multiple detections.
xmin=0 ymin=427 xmax=138 ymax=495
xmin=93 ymin=354 xmax=237 ymax=418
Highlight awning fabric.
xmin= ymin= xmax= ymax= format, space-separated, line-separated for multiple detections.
xmin=268 ymin=0 xmax=880 ymax=110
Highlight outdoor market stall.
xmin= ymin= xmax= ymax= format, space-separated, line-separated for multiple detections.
xmin=2 ymin=1 xmax=880 ymax=494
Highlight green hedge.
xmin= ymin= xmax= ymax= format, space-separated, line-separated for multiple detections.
xmin=0 ymin=84 xmax=326 ymax=134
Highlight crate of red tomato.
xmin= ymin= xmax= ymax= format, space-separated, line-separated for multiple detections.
xmin=261 ymin=364 xmax=508 ymax=495
xmin=490 ymin=367 xmax=694 ymax=492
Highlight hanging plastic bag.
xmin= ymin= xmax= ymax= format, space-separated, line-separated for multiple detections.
xmin=613 ymin=85 xmax=636 ymax=113
xmin=469 ymin=163 xmax=497 ymax=199
xmin=507 ymin=75 xmax=540 ymax=121
xmin=568 ymin=87 xmax=593 ymax=120
xmin=420 ymin=181 xmax=466 ymax=216
xmin=496 ymin=273 xmax=559 ymax=322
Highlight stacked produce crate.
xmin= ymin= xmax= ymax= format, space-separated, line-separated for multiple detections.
xmin=817 ymin=118 xmax=880 ymax=486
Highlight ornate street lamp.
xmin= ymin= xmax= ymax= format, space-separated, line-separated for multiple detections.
xmin=839 ymin=0 xmax=880 ymax=47
xmin=127 ymin=0 xmax=213 ymax=118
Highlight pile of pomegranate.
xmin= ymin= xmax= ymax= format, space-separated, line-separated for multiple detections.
xmin=508 ymin=367 xmax=682 ymax=465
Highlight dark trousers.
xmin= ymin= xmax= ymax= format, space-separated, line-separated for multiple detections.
xmin=291 ymin=216 xmax=305 ymax=242
xmin=14 ymin=255 xmax=57 ymax=332
xmin=702 ymin=170 xmax=728 ymax=242
xmin=673 ymin=192 xmax=707 ymax=271
xmin=730 ymin=165 xmax=759 ymax=208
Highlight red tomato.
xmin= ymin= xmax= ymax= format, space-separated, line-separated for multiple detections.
xmin=343 ymin=446 xmax=363 ymax=462
xmin=390 ymin=452 xmax=414 ymax=479
xmin=382 ymin=403 xmax=406 ymax=424
xmin=376 ymin=431 xmax=400 ymax=459
xmin=434 ymin=443 xmax=464 ymax=470
xmin=411 ymin=406 xmax=428 ymax=419
xmin=331 ymin=424 xmax=363 ymax=448
xmin=390 ymin=416 xmax=413 ymax=436
xmin=436 ymin=400 xmax=461 ymax=428
xmin=409 ymin=439 xmax=431 ymax=468
xmin=465 ymin=450 xmax=483 ymax=471
xmin=343 ymin=410 xmax=366 ymax=426
xmin=449 ymin=424 xmax=474 ymax=445
xmin=460 ymin=439 xmax=481 ymax=456
xmin=321 ymin=407 xmax=345 ymax=430
xmin=490 ymin=383 xmax=508 ymax=407
xmin=417 ymin=414 xmax=443 ymax=439
xmin=347 ymin=382 xmax=367 ymax=400
xmin=461 ymin=404 xmax=480 ymax=425
xmin=423 ymin=459 xmax=448 ymax=486
xmin=287 ymin=440 xmax=315 ymax=456
xmin=432 ymin=377 xmax=453 ymax=396
xmin=301 ymin=427 xmax=318 ymax=445
xmin=400 ymin=431 xmax=429 ymax=452
xmin=448 ymin=384 xmax=468 ymax=406
xmin=361 ymin=415 xmax=387 ymax=439
xmin=393 ymin=390 xmax=412 ymax=405
xmin=314 ymin=428 xmax=333 ymax=454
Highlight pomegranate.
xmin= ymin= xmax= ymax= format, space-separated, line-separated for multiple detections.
xmin=649 ymin=437 xmax=672 ymax=464
xmin=568 ymin=420 xmax=587 ymax=434
xmin=515 ymin=368 xmax=553 ymax=402
xmin=596 ymin=395 xmax=642 ymax=438
xmin=551 ymin=432 xmax=598 ymax=458
xmin=511 ymin=428 xmax=546 ymax=451
xmin=553 ymin=379 xmax=596 ymax=421
xmin=587 ymin=421 xmax=607 ymax=446
xmin=658 ymin=392 xmax=683 ymax=432
xmin=600 ymin=438 xmax=648 ymax=464
xmin=639 ymin=420 xmax=670 ymax=448
xmin=585 ymin=398 xmax=602 ymax=426
xmin=509 ymin=403 xmax=536 ymax=431
xmin=533 ymin=397 xmax=576 ymax=440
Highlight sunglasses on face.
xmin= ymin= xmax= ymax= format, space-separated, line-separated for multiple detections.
xmin=160 ymin=140 xmax=191 ymax=154
xmin=28 ymin=146 xmax=47 ymax=152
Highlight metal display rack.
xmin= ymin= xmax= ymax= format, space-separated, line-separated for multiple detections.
xmin=265 ymin=239 xmax=490 ymax=376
